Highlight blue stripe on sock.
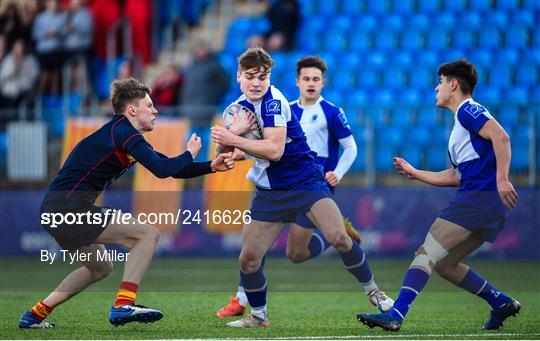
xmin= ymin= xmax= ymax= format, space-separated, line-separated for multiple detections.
xmin=239 ymin=264 xmax=267 ymax=308
xmin=339 ymin=242 xmax=373 ymax=284
xmin=391 ymin=268 xmax=431 ymax=321
xmin=460 ymin=269 xmax=511 ymax=310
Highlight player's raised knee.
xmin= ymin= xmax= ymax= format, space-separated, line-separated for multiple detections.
xmin=239 ymin=252 xmax=261 ymax=273
xmin=286 ymin=249 xmax=308 ymax=264
xmin=328 ymin=231 xmax=352 ymax=252
xmin=143 ymin=225 xmax=160 ymax=245
xmin=91 ymin=261 xmax=113 ymax=280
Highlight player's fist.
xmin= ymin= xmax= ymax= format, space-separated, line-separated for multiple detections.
xmin=497 ymin=178 xmax=518 ymax=209
xmin=393 ymin=157 xmax=417 ymax=179
xmin=325 ymin=171 xmax=340 ymax=187
xmin=232 ymin=148 xmax=246 ymax=160
xmin=186 ymin=133 xmax=202 ymax=158
xmin=211 ymin=152 xmax=235 ymax=172
xmin=211 ymin=126 xmax=237 ymax=147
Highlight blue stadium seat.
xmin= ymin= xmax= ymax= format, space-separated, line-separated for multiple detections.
xmin=382 ymin=13 xmax=404 ymax=31
xmin=416 ymin=107 xmax=439 ymax=126
xmin=530 ymin=85 xmax=540 ymax=102
xmin=342 ymin=0 xmax=364 ymax=13
xmin=318 ymin=0 xmax=340 ymax=14
xmin=392 ymin=0 xmax=414 ymax=13
xmin=334 ymin=16 xmax=353 ymax=31
xmin=392 ymin=50 xmax=413 ymax=67
xmin=475 ymin=86 xmax=501 ymax=105
xmin=375 ymin=144 xmax=395 ymax=171
xmin=400 ymin=89 xmax=421 ymax=105
xmin=505 ymin=27 xmax=529 ymax=49
xmin=383 ymin=67 xmax=407 ymax=89
xmin=460 ymin=12 xmax=482 ymax=29
xmin=475 ymin=66 xmax=488 ymax=86
xmin=349 ymin=89 xmax=369 ymax=106
xmin=426 ymin=145 xmax=448 ymax=170
xmin=416 ymin=50 xmax=439 ymax=68
xmin=318 ymin=52 xmax=336 ymax=69
xmin=367 ymin=0 xmax=389 ymax=13
xmin=348 ymin=31 xmax=371 ymax=51
xmin=323 ymin=89 xmax=344 ymax=106
xmin=401 ymin=146 xmax=422 ymax=168
xmin=496 ymin=0 xmax=519 ymax=10
xmin=497 ymin=106 xmax=520 ymax=128
xmin=426 ymin=30 xmax=450 ymax=49
xmin=485 ymin=10 xmax=508 ymax=27
xmin=452 ymin=30 xmax=476 ymax=49
xmin=487 ymin=65 xmax=512 ymax=88
xmin=511 ymin=142 xmax=529 ymax=170
xmin=298 ymin=32 xmax=321 ymax=52
xmin=400 ymin=30 xmax=424 ymax=50
xmin=524 ymin=0 xmax=540 ymax=9
xmin=409 ymin=125 xmax=431 ymax=148
xmin=445 ymin=49 xmax=467 ymax=62
xmin=352 ymin=148 xmax=366 ymax=171
xmin=342 ymin=54 xmax=361 ymax=69
xmin=409 ymin=13 xmax=430 ymax=29
xmin=375 ymin=31 xmax=398 ymax=50
xmin=493 ymin=48 xmax=519 ymax=64
xmin=470 ymin=49 xmax=494 ymax=67
xmin=512 ymin=10 xmax=535 ymax=27
xmin=0 ymin=130 xmax=7 ymax=170
xmin=355 ymin=14 xmax=378 ymax=31
xmin=366 ymin=50 xmax=388 ymax=68
xmin=301 ymin=15 xmax=326 ymax=34
xmin=469 ymin=0 xmax=493 ymax=10
xmin=516 ymin=64 xmax=538 ymax=86
xmin=391 ymin=107 xmax=414 ymax=127
xmin=478 ymin=28 xmax=502 ymax=49
xmin=374 ymin=89 xmax=395 ymax=106
xmin=417 ymin=0 xmax=440 ymax=12
xmin=331 ymin=67 xmax=355 ymax=90
xmin=322 ymin=30 xmax=347 ymax=52
xmin=507 ymin=86 xmax=529 ymax=105
xmin=442 ymin=0 xmax=466 ymax=11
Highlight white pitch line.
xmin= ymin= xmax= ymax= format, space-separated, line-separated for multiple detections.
xmin=151 ymin=333 xmax=540 ymax=340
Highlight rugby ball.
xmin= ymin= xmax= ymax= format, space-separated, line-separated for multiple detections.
xmin=222 ymin=103 xmax=263 ymax=140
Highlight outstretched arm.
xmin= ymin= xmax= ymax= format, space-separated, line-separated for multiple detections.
xmin=393 ymin=157 xmax=460 ymax=187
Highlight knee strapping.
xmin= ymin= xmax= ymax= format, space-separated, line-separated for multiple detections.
xmin=410 ymin=233 xmax=448 ymax=273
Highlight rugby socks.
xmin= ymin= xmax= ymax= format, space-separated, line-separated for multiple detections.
xmin=29 ymin=300 xmax=53 ymax=321
xmin=114 ymin=281 xmax=138 ymax=308
xmin=339 ymin=241 xmax=379 ymax=294
xmin=307 ymin=230 xmax=331 ymax=259
xmin=236 ymin=286 xmax=248 ymax=307
xmin=390 ymin=268 xmax=431 ymax=321
xmin=239 ymin=264 xmax=267 ymax=321
xmin=236 ymin=257 xmax=266 ymax=307
xmin=459 ymin=268 xmax=511 ymax=310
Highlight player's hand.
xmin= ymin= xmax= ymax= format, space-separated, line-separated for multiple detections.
xmin=229 ymin=108 xmax=258 ymax=136
xmin=325 ymin=171 xmax=340 ymax=186
xmin=186 ymin=133 xmax=202 ymax=159
xmin=211 ymin=152 xmax=235 ymax=172
xmin=211 ymin=126 xmax=238 ymax=147
xmin=232 ymin=148 xmax=246 ymax=160
xmin=394 ymin=157 xmax=417 ymax=180
xmin=497 ymin=178 xmax=518 ymax=209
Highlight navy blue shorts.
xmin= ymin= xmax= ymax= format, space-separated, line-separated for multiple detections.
xmin=250 ymin=186 xmax=332 ymax=224
xmin=438 ymin=202 xmax=506 ymax=243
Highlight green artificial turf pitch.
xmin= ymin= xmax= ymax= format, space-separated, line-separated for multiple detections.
xmin=1 ymin=257 xmax=539 ymax=339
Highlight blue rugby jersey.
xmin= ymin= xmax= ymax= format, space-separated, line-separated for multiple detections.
xmin=45 ymin=114 xmax=212 ymax=203
xmin=448 ymin=98 xmax=507 ymax=216
xmin=232 ymin=86 xmax=325 ymax=190
xmin=290 ymin=96 xmax=353 ymax=173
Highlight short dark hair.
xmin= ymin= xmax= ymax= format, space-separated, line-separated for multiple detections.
xmin=296 ymin=55 xmax=327 ymax=77
xmin=110 ymin=78 xmax=151 ymax=114
xmin=237 ymin=47 xmax=275 ymax=72
xmin=437 ymin=59 xmax=478 ymax=95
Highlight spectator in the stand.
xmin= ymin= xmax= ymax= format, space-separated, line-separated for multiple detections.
xmin=0 ymin=40 xmax=39 ymax=108
xmin=33 ymin=0 xmax=66 ymax=94
xmin=88 ymin=0 xmax=121 ymax=60
xmin=0 ymin=3 xmax=22 ymax=53
xmin=19 ymin=0 xmax=39 ymax=53
xmin=180 ymin=39 xmax=229 ymax=127
xmin=64 ymin=0 xmax=92 ymax=63
xmin=124 ymin=0 xmax=152 ymax=65
xmin=247 ymin=0 xmax=299 ymax=51
xmin=152 ymin=62 xmax=183 ymax=109
xmin=64 ymin=0 xmax=93 ymax=93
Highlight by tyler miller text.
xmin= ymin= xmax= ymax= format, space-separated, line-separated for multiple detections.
xmin=41 ymin=250 xmax=129 ymax=264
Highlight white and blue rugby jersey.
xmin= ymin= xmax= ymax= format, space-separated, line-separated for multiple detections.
xmin=290 ymin=96 xmax=353 ymax=173
xmin=448 ymin=98 xmax=507 ymax=216
xmin=233 ymin=86 xmax=324 ymax=190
